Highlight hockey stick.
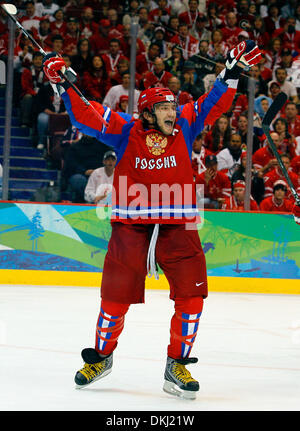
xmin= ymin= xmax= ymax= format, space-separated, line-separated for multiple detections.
xmin=1 ymin=3 xmax=108 ymax=127
xmin=262 ymin=92 xmax=300 ymax=206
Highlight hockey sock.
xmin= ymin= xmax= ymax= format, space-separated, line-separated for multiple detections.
xmin=168 ymin=296 xmax=203 ymax=359
xmin=95 ymin=300 xmax=130 ymax=356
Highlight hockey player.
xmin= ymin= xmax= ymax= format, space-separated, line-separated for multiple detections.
xmin=43 ymin=41 xmax=263 ymax=399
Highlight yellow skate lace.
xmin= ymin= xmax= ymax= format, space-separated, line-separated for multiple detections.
xmin=79 ymin=361 xmax=106 ymax=382
xmin=173 ymin=363 xmax=197 ymax=384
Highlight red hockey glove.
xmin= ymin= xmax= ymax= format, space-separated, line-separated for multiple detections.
xmin=293 ymin=204 xmax=300 ymax=225
xmin=43 ymin=53 xmax=66 ymax=84
xmin=226 ymin=40 xmax=262 ymax=70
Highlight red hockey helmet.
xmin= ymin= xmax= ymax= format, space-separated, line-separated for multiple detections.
xmin=138 ymin=87 xmax=176 ymax=113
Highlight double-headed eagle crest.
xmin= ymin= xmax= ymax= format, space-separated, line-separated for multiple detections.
xmin=145 ymin=133 xmax=168 ymax=156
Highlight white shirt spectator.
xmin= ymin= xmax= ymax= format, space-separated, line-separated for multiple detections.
xmin=35 ymin=1 xmax=59 ymax=21
xmin=103 ymin=85 xmax=140 ymax=112
xmin=84 ymin=167 xmax=114 ymax=204
xmin=217 ymin=148 xmax=241 ymax=176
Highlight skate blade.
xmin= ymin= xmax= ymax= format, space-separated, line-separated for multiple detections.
xmin=75 ymin=368 xmax=112 ymax=389
xmin=163 ymin=380 xmax=197 ymax=400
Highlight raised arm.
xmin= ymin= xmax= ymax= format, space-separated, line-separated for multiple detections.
xmin=42 ymin=53 xmax=133 ymax=151
xmin=178 ymin=41 xmax=262 ymax=142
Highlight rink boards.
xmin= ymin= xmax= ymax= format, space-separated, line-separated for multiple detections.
xmin=0 ymin=201 xmax=299 ymax=294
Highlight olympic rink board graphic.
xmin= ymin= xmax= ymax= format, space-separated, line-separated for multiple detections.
xmin=0 ymin=202 xmax=299 ymax=280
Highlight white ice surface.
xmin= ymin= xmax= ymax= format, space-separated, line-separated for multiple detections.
xmin=0 ymin=285 xmax=299 ymax=411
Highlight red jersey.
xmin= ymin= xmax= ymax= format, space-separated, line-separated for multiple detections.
xmin=222 ymin=196 xmax=259 ymax=211
xmin=252 ymin=146 xmax=280 ymax=170
xmin=195 ymin=170 xmax=232 ymax=200
xmin=143 ymin=70 xmax=173 ymax=89
xmin=263 ymin=167 xmax=300 ymax=201
xmin=101 ymin=53 xmax=129 ymax=76
xmin=61 ymin=78 xmax=237 ymax=224
xmin=260 ymin=196 xmax=293 ymax=213
xmin=291 ymin=155 xmax=300 ymax=175
xmin=192 ymin=147 xmax=213 ymax=176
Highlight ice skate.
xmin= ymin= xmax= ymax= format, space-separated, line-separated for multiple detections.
xmin=163 ymin=357 xmax=199 ymax=400
xmin=74 ymin=348 xmax=113 ymax=388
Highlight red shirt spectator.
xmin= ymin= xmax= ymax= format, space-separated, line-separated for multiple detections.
xmin=50 ymin=9 xmax=67 ymax=36
xmin=89 ymin=20 xmax=111 ymax=55
xmin=148 ymin=1 xmax=171 ymax=25
xmin=136 ymin=43 xmax=160 ymax=76
xmin=263 ymin=165 xmax=300 ymax=201
xmin=283 ymin=102 xmax=300 ymax=138
xmin=252 ymin=132 xmax=282 ymax=171
xmin=170 ymin=23 xmax=199 ymax=59
xmin=143 ymin=57 xmax=173 ymax=89
xmin=101 ymin=39 xmax=129 ymax=80
xmin=260 ymin=180 xmax=293 ymax=212
xmin=291 ymin=156 xmax=300 ymax=176
xmin=260 ymin=195 xmax=293 ymax=212
xmin=222 ymin=180 xmax=259 ymax=211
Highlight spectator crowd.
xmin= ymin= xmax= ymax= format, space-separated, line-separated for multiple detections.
xmin=0 ymin=0 xmax=299 ymax=212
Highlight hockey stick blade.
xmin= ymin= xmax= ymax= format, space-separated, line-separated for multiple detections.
xmin=262 ymin=92 xmax=287 ymax=127
xmin=262 ymin=94 xmax=300 ymax=205
xmin=1 ymin=4 xmax=17 ymax=15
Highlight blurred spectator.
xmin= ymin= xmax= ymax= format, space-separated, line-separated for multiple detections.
xmin=282 ymin=6 xmax=298 ymax=23
xmin=107 ymin=8 xmax=125 ymax=40
xmin=268 ymin=81 xmax=286 ymax=117
xmin=192 ymin=133 xmax=212 ymax=176
xmin=222 ymin=180 xmax=259 ymax=211
xmin=283 ymin=102 xmax=300 ymax=137
xmin=70 ymin=38 xmax=93 ymax=79
xmin=258 ymin=52 xmax=272 ymax=82
xmin=263 ymin=153 xmax=300 ymax=201
xmin=81 ymin=55 xmax=112 ymax=102
xmin=79 ymin=6 xmax=99 ymax=39
xmin=191 ymin=15 xmax=211 ymax=42
xmin=272 ymin=117 xmax=297 ymax=159
xmin=207 ymin=29 xmax=229 ymax=60
xmin=137 ymin=7 xmax=153 ymax=46
xmin=45 ymin=34 xmax=64 ymax=55
xmin=250 ymin=16 xmax=270 ymax=49
xmin=136 ymin=43 xmax=160 ymax=76
xmin=34 ymin=81 xmax=68 ymax=150
xmin=203 ymin=61 xmax=225 ymax=93
xmin=236 ymin=0 xmax=255 ymax=28
xmin=236 ymin=114 xmax=261 ymax=154
xmin=119 ymin=24 xmax=146 ymax=60
xmin=35 ymin=0 xmax=59 ymax=19
xmin=33 ymin=17 xmax=52 ymax=50
xmin=115 ymin=95 xmax=129 ymax=113
xmin=263 ymin=4 xmax=285 ymax=35
xmin=165 ymin=15 xmax=179 ymax=43
xmin=62 ymin=134 xmax=113 ymax=203
xmin=180 ymin=60 xmax=204 ymax=100
xmin=252 ymin=131 xmax=282 ymax=174
xmin=143 ymin=57 xmax=173 ymax=89
xmin=64 ymin=17 xmax=81 ymax=56
xmin=19 ymin=1 xmax=41 ymax=31
xmin=260 ymin=180 xmax=293 ymax=213
xmin=148 ymin=0 xmax=171 ymax=26
xmin=271 ymin=67 xmax=298 ymax=103
xmin=254 ymin=95 xmax=273 ymax=121
xmin=205 ymin=115 xmax=232 ymax=154
xmin=291 ymin=155 xmax=300 ymax=174
xmin=20 ymin=51 xmax=47 ymax=128
xmin=122 ymin=0 xmax=140 ymax=26
xmin=189 ymin=39 xmax=215 ymax=80
xmin=265 ymin=37 xmax=282 ymax=70
xmin=151 ymin=26 xmax=169 ymax=59
xmin=102 ymin=39 xmax=129 ymax=80
xmin=221 ymin=11 xmax=241 ymax=49
xmin=273 ymin=16 xmax=300 ymax=55
xmin=170 ymin=22 xmax=198 ymax=59
xmin=50 ymin=8 xmax=67 ymax=36
xmin=164 ymin=44 xmax=186 ymax=80
xmin=206 ymin=2 xmax=223 ymax=31
xmin=89 ymin=19 xmax=111 ymax=55
xmin=167 ymin=76 xmax=193 ymax=104
xmin=178 ymin=0 xmax=201 ymax=30
xmin=278 ymin=48 xmax=294 ymax=77
xmin=195 ymin=154 xmax=232 ymax=209
xmin=216 ymin=133 xmax=243 ymax=177
xmin=103 ymin=71 xmax=140 ymax=112
xmin=231 ymin=151 xmax=265 ymax=204
xmin=84 ymin=150 xmax=117 ymax=204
